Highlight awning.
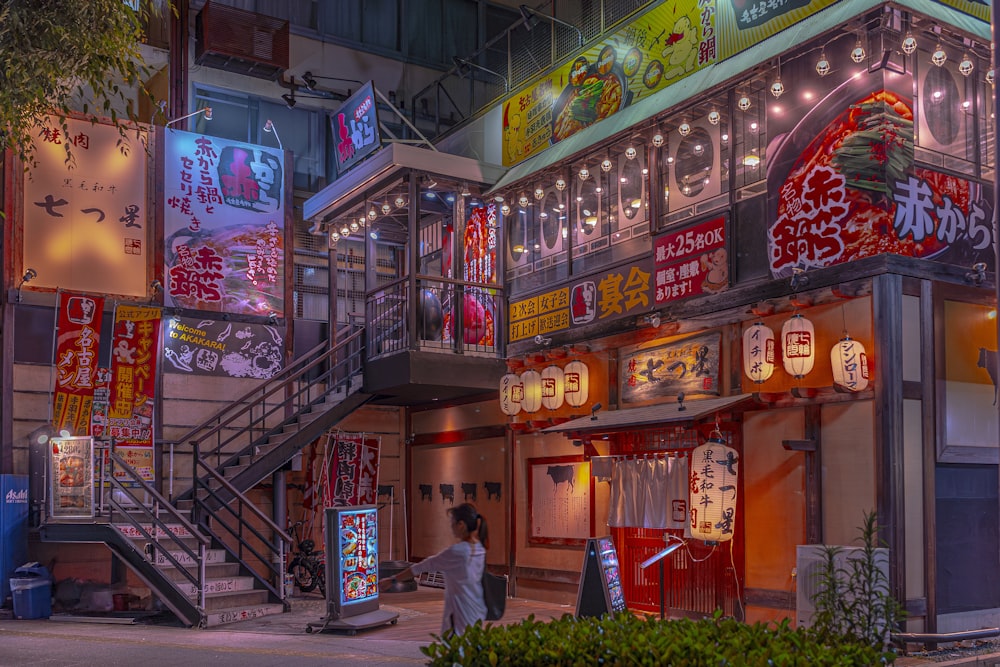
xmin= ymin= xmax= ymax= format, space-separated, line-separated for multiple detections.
xmin=542 ymin=393 xmax=755 ymax=434
xmin=304 ymin=142 xmax=505 ymax=223
xmin=486 ymin=0 xmax=989 ymax=196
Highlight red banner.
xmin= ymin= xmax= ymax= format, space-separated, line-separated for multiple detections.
xmin=108 ymin=305 xmax=161 ymax=483
xmin=326 ymin=434 xmax=380 ymax=507
xmin=52 ymin=292 xmax=105 ymax=436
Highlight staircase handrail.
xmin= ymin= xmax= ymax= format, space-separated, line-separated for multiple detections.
xmin=165 ymin=324 xmax=358 ymax=454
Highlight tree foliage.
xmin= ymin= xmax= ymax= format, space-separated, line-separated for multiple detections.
xmin=0 ymin=0 xmax=166 ymax=165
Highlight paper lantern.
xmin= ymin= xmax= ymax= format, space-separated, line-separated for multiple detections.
xmin=499 ymin=373 xmax=523 ymax=416
xmin=689 ymin=435 xmax=739 ymax=543
xmin=742 ymin=322 xmax=775 ymax=383
xmin=831 ymin=336 xmax=869 ymax=392
xmin=563 ymin=360 xmax=589 ymax=408
xmin=781 ymin=314 xmax=815 ymax=378
xmin=541 ymin=366 xmax=565 ymax=410
xmin=520 ymin=369 xmax=542 ymax=413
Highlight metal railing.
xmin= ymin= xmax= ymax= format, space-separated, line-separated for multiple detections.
xmin=366 ymin=276 xmax=504 ymax=359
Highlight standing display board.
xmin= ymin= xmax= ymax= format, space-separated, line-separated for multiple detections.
xmin=307 ymin=505 xmax=398 ymax=634
xmin=575 ymin=537 xmax=627 ymax=618
xmin=48 ymin=437 xmax=94 ymax=520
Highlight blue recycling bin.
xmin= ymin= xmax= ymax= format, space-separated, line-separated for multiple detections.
xmin=11 ymin=563 xmax=51 ymax=619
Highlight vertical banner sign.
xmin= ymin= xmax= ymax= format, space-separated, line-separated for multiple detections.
xmin=163 ymin=129 xmax=285 ymax=317
xmin=108 ymin=305 xmax=161 ymax=484
xmin=49 ymin=436 xmax=95 ymax=519
xmin=23 ymin=116 xmax=148 ymax=296
xmin=327 ymin=434 xmax=380 ymax=507
xmin=332 ymin=81 xmax=382 ymax=176
xmin=52 ymin=292 xmax=105 ymax=435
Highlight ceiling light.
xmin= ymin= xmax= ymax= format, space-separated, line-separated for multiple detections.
xmin=651 ymin=133 xmax=664 ymax=147
xmin=350 ymin=220 xmax=360 ymax=233
xmin=368 ymin=208 xmax=378 ymax=220
xmin=394 ymin=196 xmax=406 ymax=208
xmin=555 ymin=178 xmax=567 ymax=191
xmin=901 ymin=32 xmax=917 ymax=55
xmin=518 ymin=194 xmax=529 ymax=207
xmin=851 ymin=38 xmax=866 ymax=64
xmin=816 ymin=51 xmax=831 ymax=76
xmin=770 ymin=78 xmax=784 ymax=98
xmin=987 ymin=68 xmax=995 ymax=86
xmin=331 ymin=231 xmax=340 ymax=242
xmin=624 ymin=147 xmax=637 ymax=160
xmin=600 ymin=158 xmax=613 ymax=172
xmin=678 ymin=121 xmax=691 ymax=136
xmin=501 ymin=204 xmax=511 ymax=215
xmin=579 ymin=167 xmax=590 ymax=180
xmin=707 ymin=110 xmax=720 ymax=125
xmin=534 ymin=187 xmax=545 ymax=199
xmin=932 ymin=44 xmax=947 ymax=67
xmin=340 ymin=225 xmax=351 ymax=237
xmin=381 ymin=203 xmax=391 ymax=215
xmin=737 ymin=93 xmax=752 ymax=111
xmin=959 ymin=53 xmax=974 ymax=76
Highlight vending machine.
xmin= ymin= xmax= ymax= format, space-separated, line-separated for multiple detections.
xmin=307 ymin=505 xmax=398 ymax=634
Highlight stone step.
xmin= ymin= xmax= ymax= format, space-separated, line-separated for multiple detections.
xmin=203 ymin=601 xmax=286 ymax=627
xmin=175 ymin=575 xmax=257 ymax=597
xmin=197 ymin=588 xmax=272 ymax=612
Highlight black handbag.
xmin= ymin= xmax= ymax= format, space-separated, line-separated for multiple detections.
xmin=482 ymin=569 xmax=507 ymax=621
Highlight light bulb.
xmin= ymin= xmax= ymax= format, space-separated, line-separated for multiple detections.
xmin=579 ymin=167 xmax=590 ymax=180
xmin=678 ymin=121 xmax=691 ymax=136
xmin=368 ymin=208 xmax=377 ymax=220
xmin=770 ymin=78 xmax=784 ymax=98
xmin=737 ymin=94 xmax=751 ymax=111
xmin=624 ymin=147 xmax=637 ymax=160
xmin=600 ymin=158 xmax=613 ymax=172
xmin=693 ymin=144 xmax=704 ymax=156
xmin=959 ymin=53 xmax=974 ymax=76
xmin=350 ymin=220 xmax=360 ymax=233
xmin=501 ymin=204 xmax=510 ymax=215
xmin=651 ymin=133 xmax=664 ymax=147
xmin=987 ymin=68 xmax=996 ymax=86
xmin=816 ymin=52 xmax=830 ymax=76
xmin=534 ymin=187 xmax=545 ymax=199
xmin=331 ymin=231 xmax=340 ymax=242
xmin=518 ymin=195 xmax=529 ymax=207
xmin=381 ymin=203 xmax=391 ymax=215
xmin=851 ymin=39 xmax=866 ymax=64
xmin=340 ymin=225 xmax=350 ymax=237
xmin=555 ymin=178 xmax=567 ymax=191
xmin=707 ymin=110 xmax=720 ymax=125
xmin=931 ymin=44 xmax=947 ymax=67
xmin=901 ymin=32 xmax=917 ymax=55
xmin=394 ymin=196 xmax=405 ymax=208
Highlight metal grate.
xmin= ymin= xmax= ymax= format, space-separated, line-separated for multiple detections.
xmin=419 ymin=571 xmax=446 ymax=588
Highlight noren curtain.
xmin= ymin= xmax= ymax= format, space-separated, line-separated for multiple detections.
xmin=608 ymin=456 xmax=688 ymax=529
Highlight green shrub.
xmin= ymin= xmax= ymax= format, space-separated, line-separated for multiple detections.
xmin=421 ymin=610 xmax=897 ymax=666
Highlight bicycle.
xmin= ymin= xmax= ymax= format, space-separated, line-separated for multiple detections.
xmin=287 ymin=520 xmax=326 ymax=597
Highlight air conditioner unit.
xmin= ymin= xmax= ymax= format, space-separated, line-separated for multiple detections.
xmin=195 ymin=1 xmax=289 ymax=81
xmin=795 ymin=544 xmax=889 ymax=628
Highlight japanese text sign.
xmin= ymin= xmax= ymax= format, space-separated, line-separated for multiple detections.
xmin=163 ymin=129 xmax=286 ymax=316
xmin=53 ymin=292 xmax=105 ymax=436
xmin=327 ymin=434 xmax=380 ymax=507
xmin=654 ymin=216 xmax=728 ymax=304
xmin=620 ymin=331 xmax=721 ymax=404
xmin=162 ymin=315 xmax=286 ymax=380
xmin=23 ymin=116 xmax=149 ymax=296
xmin=49 ymin=436 xmax=95 ymax=519
xmin=332 ymin=81 xmax=382 ymax=175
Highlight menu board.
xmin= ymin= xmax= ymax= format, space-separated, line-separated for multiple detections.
xmin=575 ymin=537 xmax=627 ymax=617
xmin=325 ymin=505 xmax=380 ymax=618
xmin=48 ymin=436 xmax=95 ymax=519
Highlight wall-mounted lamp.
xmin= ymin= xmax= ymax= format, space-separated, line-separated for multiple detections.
xmin=263 ymin=119 xmax=283 ymax=149
xmin=282 ymin=89 xmax=296 ymax=109
xmin=453 ymin=56 xmax=510 ymax=92
xmin=165 ymin=107 xmax=212 ymax=128
xmin=966 ymin=261 xmax=987 ymax=285
xmin=17 ymin=268 xmax=37 ymax=302
xmin=676 ymin=392 xmax=686 ymax=411
xmin=148 ymin=279 xmax=163 ymax=304
xmin=643 ymin=312 xmax=661 ymax=328
xmin=267 ymin=312 xmax=279 ymax=325
xmin=518 ymin=4 xmax=583 ymax=46
xmin=790 ymin=266 xmax=809 ymax=290
xmin=534 ymin=334 xmax=552 ymax=346
xmin=590 ymin=402 xmax=603 ymax=421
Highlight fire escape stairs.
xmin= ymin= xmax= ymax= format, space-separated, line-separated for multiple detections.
xmin=40 ymin=327 xmax=369 ymax=628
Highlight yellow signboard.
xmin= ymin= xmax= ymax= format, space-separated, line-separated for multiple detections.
xmin=501 ymin=1 xmax=718 ymax=167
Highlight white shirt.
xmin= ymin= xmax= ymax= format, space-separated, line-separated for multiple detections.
xmin=411 ymin=540 xmax=487 ymax=634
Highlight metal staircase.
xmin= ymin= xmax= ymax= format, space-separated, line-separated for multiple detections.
xmin=41 ymin=326 xmax=371 ymax=628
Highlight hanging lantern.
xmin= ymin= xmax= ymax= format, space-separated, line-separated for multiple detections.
xmin=541 ymin=366 xmax=565 ymax=410
xmin=499 ymin=373 xmax=523 ymax=416
xmin=830 ymin=336 xmax=869 ymax=392
xmin=782 ymin=314 xmax=815 ymax=378
xmin=520 ymin=369 xmax=542 ymax=413
xmin=742 ymin=322 xmax=775 ymax=383
xmin=563 ymin=360 xmax=589 ymax=408
xmin=689 ymin=434 xmax=739 ymax=543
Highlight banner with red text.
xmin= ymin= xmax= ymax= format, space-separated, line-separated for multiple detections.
xmin=108 ymin=305 xmax=161 ymax=484
xmin=52 ymin=292 xmax=105 ymax=436
xmin=324 ymin=433 xmax=380 ymax=507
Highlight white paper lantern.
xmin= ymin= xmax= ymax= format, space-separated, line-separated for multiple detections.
xmin=831 ymin=336 xmax=869 ymax=392
xmin=689 ymin=435 xmax=739 ymax=543
xmin=541 ymin=366 xmax=565 ymax=410
xmin=742 ymin=322 xmax=775 ymax=383
xmin=781 ymin=314 xmax=815 ymax=378
xmin=520 ymin=369 xmax=542 ymax=413
xmin=499 ymin=373 xmax=523 ymax=416
xmin=563 ymin=360 xmax=589 ymax=408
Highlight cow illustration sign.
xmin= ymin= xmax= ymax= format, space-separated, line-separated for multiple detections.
xmin=528 ymin=456 xmax=590 ymax=546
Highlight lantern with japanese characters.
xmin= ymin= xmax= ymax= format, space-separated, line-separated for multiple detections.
xmin=781 ymin=313 xmax=815 ymax=378
xmin=520 ymin=369 xmax=542 ymax=412
xmin=499 ymin=373 xmax=523 ymax=416
xmin=831 ymin=335 xmax=869 ymax=392
xmin=563 ymin=360 xmax=589 ymax=408
xmin=541 ymin=366 xmax=565 ymax=410
xmin=689 ymin=434 xmax=739 ymax=543
xmin=742 ymin=321 xmax=775 ymax=383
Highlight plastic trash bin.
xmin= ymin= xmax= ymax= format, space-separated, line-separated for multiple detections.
xmin=10 ymin=563 xmax=51 ymax=619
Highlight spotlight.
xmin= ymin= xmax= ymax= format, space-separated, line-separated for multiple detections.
xmin=165 ymin=107 xmax=212 ymax=128
xmin=302 ymin=71 xmax=318 ymax=90
xmin=16 ymin=267 xmax=37 ymax=302
xmin=267 ymin=312 xmax=279 ymax=325
xmin=282 ymin=90 xmax=296 ymax=108
xmin=590 ymin=403 xmax=603 ymax=420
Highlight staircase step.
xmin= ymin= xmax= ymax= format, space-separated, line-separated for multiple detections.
xmin=203 ymin=601 xmax=286 ymax=627
xmin=175 ymin=575 xmax=257 ymax=597
xmin=153 ymin=547 xmax=229 ymax=568
xmin=161 ymin=562 xmax=241 ymax=582
xmin=199 ymin=588 xmax=272 ymax=612
xmin=224 ymin=464 xmax=247 ymax=479
xmin=115 ymin=522 xmax=197 ymax=540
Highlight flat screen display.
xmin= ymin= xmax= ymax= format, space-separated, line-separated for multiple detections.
xmin=336 ymin=506 xmax=379 ymax=608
